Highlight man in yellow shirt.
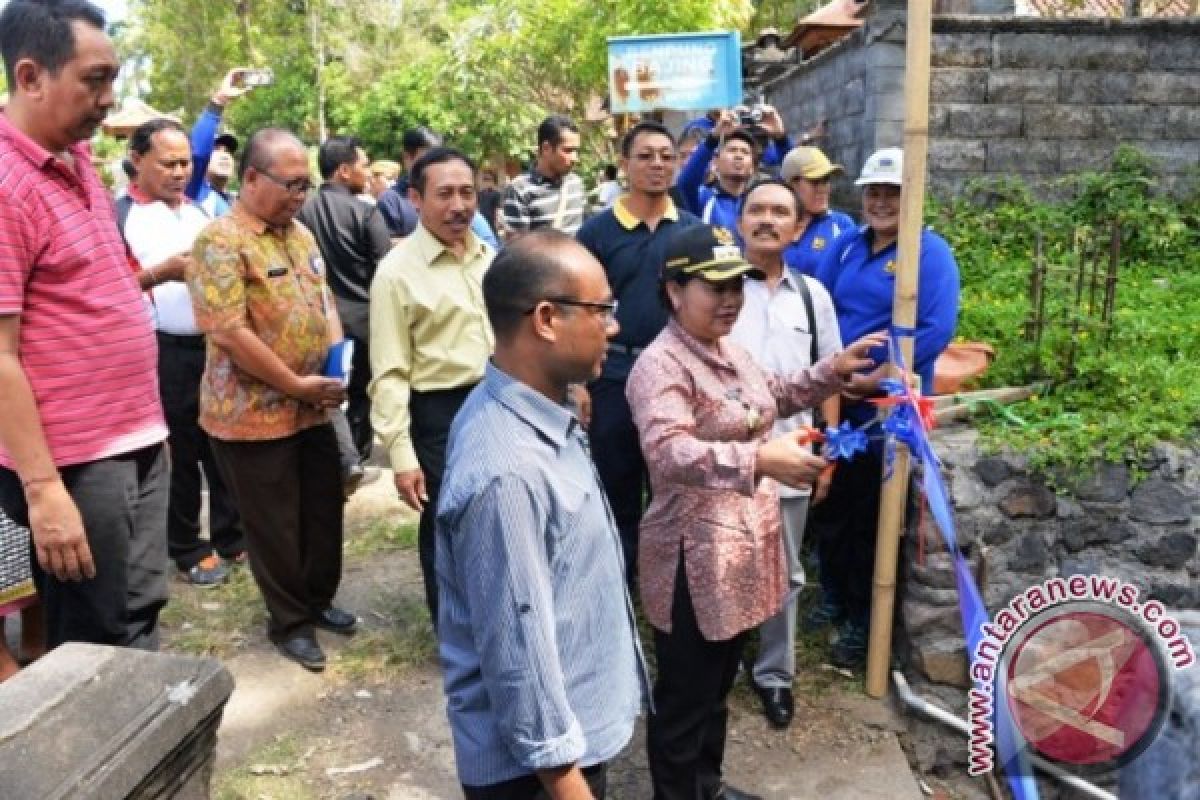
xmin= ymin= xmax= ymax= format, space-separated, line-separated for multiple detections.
xmin=369 ymin=148 xmax=494 ymax=625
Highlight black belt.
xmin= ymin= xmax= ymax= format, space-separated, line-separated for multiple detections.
xmin=156 ymin=331 xmax=206 ymax=350
xmin=607 ymin=342 xmax=645 ymax=357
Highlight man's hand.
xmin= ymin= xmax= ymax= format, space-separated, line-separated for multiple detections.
xmin=537 ymin=765 xmax=596 ymax=800
xmin=394 ymin=468 xmax=427 ymax=512
xmin=759 ymin=104 xmax=786 ymax=139
xmin=213 ymin=68 xmax=253 ymax=106
xmin=714 ymin=110 xmax=739 ymax=138
xmin=156 ymin=254 xmax=189 ymax=283
xmin=289 ymin=375 xmax=347 ymax=409
xmin=27 ymin=480 xmax=95 ymax=582
xmin=570 ymin=384 xmax=592 ymax=430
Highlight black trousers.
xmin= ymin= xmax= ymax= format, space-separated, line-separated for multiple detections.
xmin=647 ymin=558 xmax=748 ymax=800
xmin=336 ymin=297 xmax=374 ymax=463
xmin=157 ymin=332 xmax=244 ymax=569
xmin=0 ymin=444 xmax=168 ymax=650
xmin=463 ymin=764 xmax=607 ymax=800
xmin=210 ymin=424 xmax=344 ymax=641
xmin=587 ymin=376 xmax=648 ymax=589
xmin=808 ymin=448 xmax=885 ymax=627
xmin=409 ymin=385 xmax=474 ymax=625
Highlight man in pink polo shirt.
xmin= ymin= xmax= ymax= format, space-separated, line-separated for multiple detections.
xmin=0 ymin=0 xmax=170 ymax=650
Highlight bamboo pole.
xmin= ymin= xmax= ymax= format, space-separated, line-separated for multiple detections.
xmin=865 ymin=0 xmax=934 ymax=699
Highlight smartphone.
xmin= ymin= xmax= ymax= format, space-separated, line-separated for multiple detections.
xmin=235 ymin=68 xmax=274 ymax=88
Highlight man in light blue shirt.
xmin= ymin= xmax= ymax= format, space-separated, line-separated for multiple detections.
xmin=436 ymin=230 xmax=646 ymax=798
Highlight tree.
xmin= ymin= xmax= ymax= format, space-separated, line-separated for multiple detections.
xmin=122 ymin=0 xmax=767 ymax=163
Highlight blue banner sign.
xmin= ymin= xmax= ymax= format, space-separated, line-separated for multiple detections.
xmin=607 ymin=31 xmax=743 ymax=114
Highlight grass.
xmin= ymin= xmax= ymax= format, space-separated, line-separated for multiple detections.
xmin=330 ymin=591 xmax=437 ymax=682
xmin=159 ymin=565 xmax=266 ymax=659
xmin=212 ymin=733 xmax=319 ymax=800
xmin=159 ymin=518 xmax=420 ymax=660
xmin=343 ymin=518 xmax=417 ymax=558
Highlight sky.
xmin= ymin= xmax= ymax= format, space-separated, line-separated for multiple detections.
xmin=96 ymin=0 xmax=128 ymax=24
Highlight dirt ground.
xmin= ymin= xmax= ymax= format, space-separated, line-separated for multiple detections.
xmin=159 ymin=471 xmax=940 ymax=800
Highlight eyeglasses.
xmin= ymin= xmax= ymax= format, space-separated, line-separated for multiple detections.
xmin=632 ymin=151 xmax=677 ymax=165
xmin=258 ymin=170 xmax=313 ymax=194
xmin=526 ymin=297 xmax=619 ymax=321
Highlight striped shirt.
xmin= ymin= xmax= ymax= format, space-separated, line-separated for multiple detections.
xmin=501 ymin=170 xmax=587 ymax=235
xmin=435 ymin=363 xmax=646 ymax=786
xmin=0 ymin=114 xmax=166 ymax=468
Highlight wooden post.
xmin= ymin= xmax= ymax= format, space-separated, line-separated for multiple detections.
xmin=865 ymin=0 xmax=934 ymax=699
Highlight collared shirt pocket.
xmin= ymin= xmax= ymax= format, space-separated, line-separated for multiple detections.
xmin=546 ymin=473 xmax=591 ymax=562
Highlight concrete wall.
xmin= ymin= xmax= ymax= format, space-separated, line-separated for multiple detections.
xmin=765 ymin=14 xmax=1200 ymax=203
xmin=768 ymin=27 xmax=869 ymax=212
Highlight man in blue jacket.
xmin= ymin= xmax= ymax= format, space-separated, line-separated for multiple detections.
xmin=675 ymin=106 xmax=793 ymax=231
xmin=780 ymin=146 xmax=856 ymax=277
xmin=809 ymin=147 xmax=960 ymax=668
xmin=185 ymin=68 xmax=254 ymax=218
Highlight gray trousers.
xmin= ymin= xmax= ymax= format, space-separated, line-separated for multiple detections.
xmin=752 ymin=494 xmax=811 ymax=689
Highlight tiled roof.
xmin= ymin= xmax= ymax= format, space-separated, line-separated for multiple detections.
xmin=1017 ymin=0 xmax=1191 ymax=17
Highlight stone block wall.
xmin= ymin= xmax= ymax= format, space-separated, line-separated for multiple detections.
xmin=764 ymin=14 xmax=1200 ymax=206
xmin=900 ymin=428 xmax=1200 ymax=797
xmin=930 ymin=17 xmax=1200 ymax=198
xmin=769 ymin=27 xmax=869 ymax=213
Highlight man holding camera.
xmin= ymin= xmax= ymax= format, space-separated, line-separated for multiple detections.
xmin=676 ymin=105 xmax=792 ymax=231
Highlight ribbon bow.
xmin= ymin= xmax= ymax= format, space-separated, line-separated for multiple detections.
xmin=822 ymin=421 xmax=869 ymax=461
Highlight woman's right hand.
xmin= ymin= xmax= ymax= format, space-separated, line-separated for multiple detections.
xmin=756 ymin=431 xmax=828 ymax=489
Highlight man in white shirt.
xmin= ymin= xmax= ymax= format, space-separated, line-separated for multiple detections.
xmin=728 ymin=179 xmax=842 ymax=730
xmin=121 ymin=118 xmax=244 ymax=587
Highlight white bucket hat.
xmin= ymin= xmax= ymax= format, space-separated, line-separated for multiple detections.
xmin=855 ymin=147 xmax=904 ymax=186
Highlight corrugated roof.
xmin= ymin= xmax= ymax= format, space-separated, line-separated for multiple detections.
xmin=1017 ymin=0 xmax=1191 ymax=17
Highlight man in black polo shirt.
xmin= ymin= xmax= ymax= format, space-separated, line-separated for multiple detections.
xmin=576 ymin=121 xmax=700 ymax=587
xmin=298 ymin=136 xmax=393 ymax=469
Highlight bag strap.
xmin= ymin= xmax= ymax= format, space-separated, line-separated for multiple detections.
xmin=796 ymin=274 xmax=819 ymax=366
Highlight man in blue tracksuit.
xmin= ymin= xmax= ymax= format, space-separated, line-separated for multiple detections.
xmin=780 ymin=146 xmax=856 ymax=277
xmin=185 ymin=69 xmax=254 ymax=218
xmin=675 ymin=106 xmax=794 ymax=231
xmin=809 ymin=147 xmax=960 ymax=668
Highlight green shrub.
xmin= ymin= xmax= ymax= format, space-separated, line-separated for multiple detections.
xmin=929 ymin=145 xmax=1200 ymax=473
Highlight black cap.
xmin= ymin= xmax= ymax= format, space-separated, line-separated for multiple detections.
xmin=662 ymin=225 xmax=765 ymax=283
xmin=722 ymin=128 xmax=757 ymax=152
xmin=214 ymin=132 xmax=239 ymax=154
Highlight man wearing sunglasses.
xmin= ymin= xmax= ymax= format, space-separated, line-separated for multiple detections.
xmin=187 ymin=127 xmax=355 ymax=672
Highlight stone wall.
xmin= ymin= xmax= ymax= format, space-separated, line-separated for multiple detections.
xmin=900 ymin=427 xmax=1200 ymax=797
xmin=765 ymin=27 xmax=870 ymax=212
xmin=764 ymin=14 xmax=1200 ymax=206
xmin=929 ymin=17 xmax=1200 ymax=198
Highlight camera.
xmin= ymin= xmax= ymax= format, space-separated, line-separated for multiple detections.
xmin=236 ymin=68 xmax=274 ymax=88
xmin=736 ymin=104 xmax=765 ymax=127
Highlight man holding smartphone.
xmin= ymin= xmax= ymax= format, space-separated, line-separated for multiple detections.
xmin=186 ymin=67 xmax=259 ymax=218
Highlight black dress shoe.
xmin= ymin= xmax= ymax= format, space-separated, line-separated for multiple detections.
xmin=276 ymin=635 xmax=326 ymax=672
xmin=314 ymin=606 xmax=358 ymax=635
xmin=715 ymin=784 xmax=763 ymax=800
xmin=753 ymin=684 xmax=795 ymax=729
